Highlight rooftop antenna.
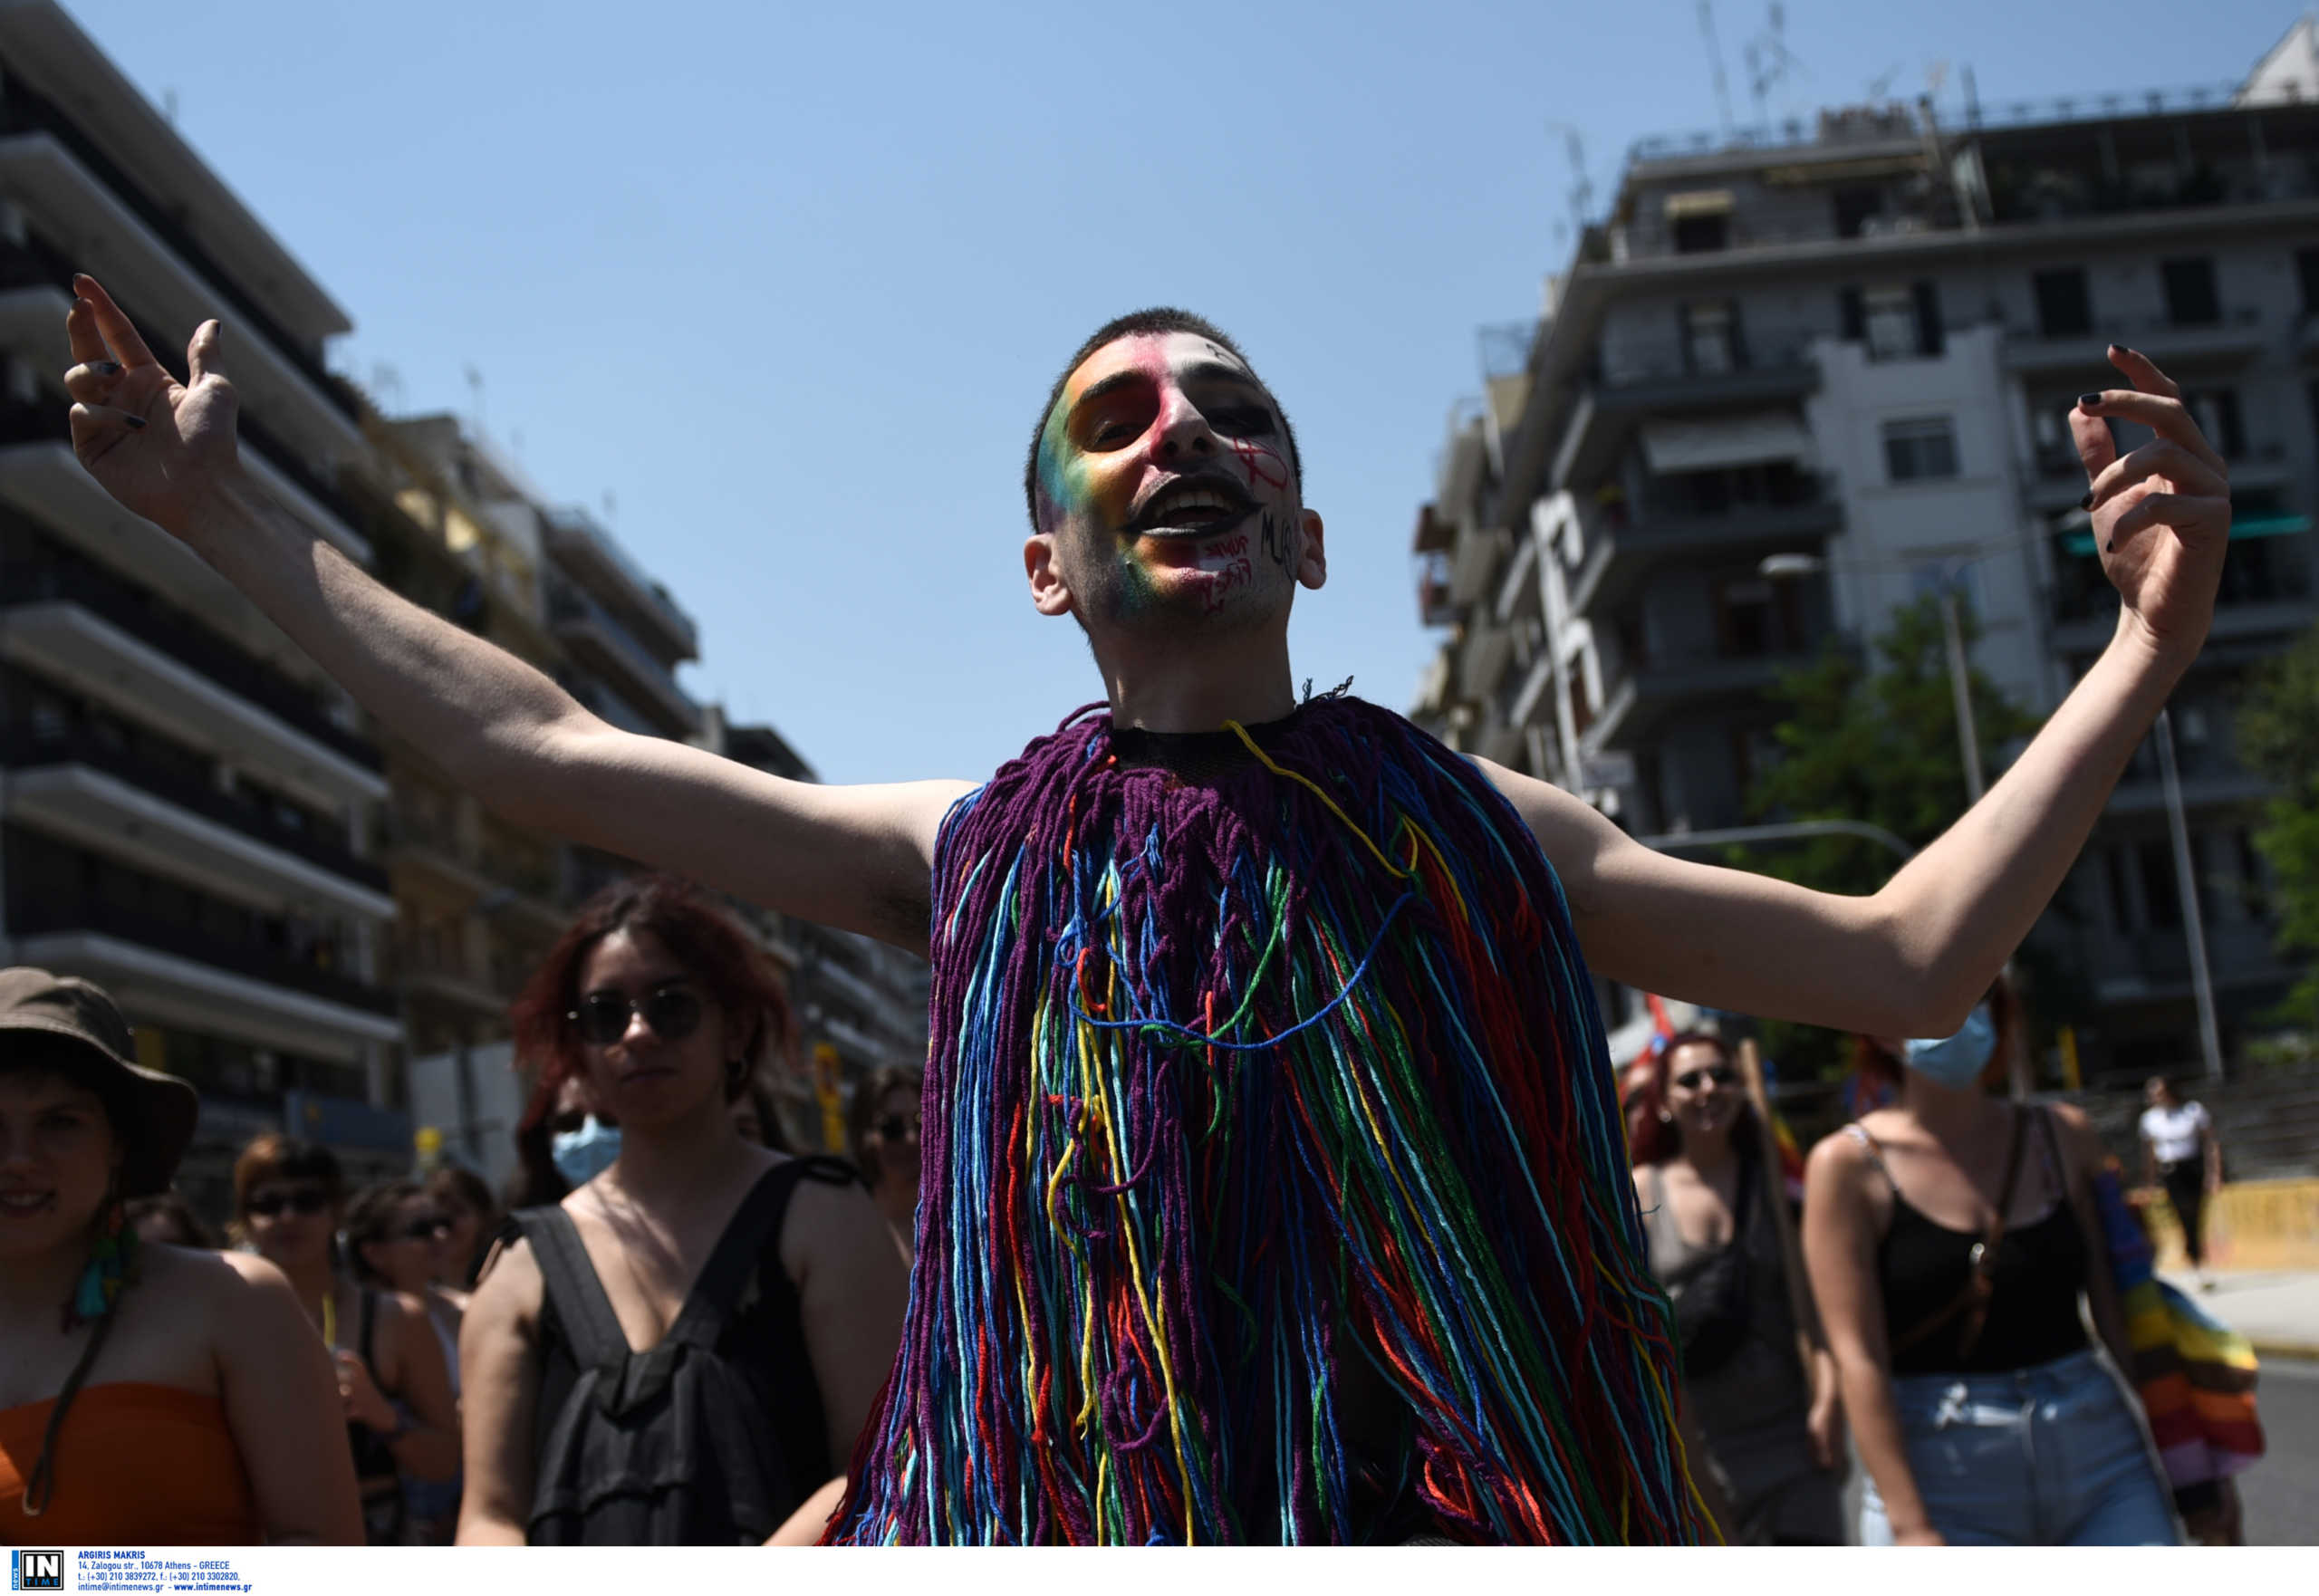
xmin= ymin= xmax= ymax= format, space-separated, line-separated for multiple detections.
xmin=1743 ymin=4 xmax=1804 ymax=128
xmin=1545 ymin=120 xmax=1593 ymax=237
xmin=464 ymin=364 xmax=486 ymax=430
xmin=1866 ymin=62 xmax=1902 ymax=103
xmin=1697 ymin=1 xmax=1737 ymax=134
xmin=161 ymin=88 xmax=178 ymax=125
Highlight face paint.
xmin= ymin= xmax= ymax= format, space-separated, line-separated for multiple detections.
xmin=1034 ymin=332 xmax=1305 ymax=631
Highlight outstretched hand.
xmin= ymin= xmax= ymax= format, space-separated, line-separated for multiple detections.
xmin=2073 ymin=345 xmax=2230 ymax=666
xmin=63 ymin=273 xmax=239 ymax=538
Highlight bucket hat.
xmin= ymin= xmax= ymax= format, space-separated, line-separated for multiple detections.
xmin=0 ymin=966 xmax=197 ymax=1196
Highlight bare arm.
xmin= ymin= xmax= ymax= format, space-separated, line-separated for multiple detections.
xmin=783 ymin=1176 xmax=910 ymax=1470
xmin=371 ymin=1293 xmax=462 ymax=1484
xmin=1801 ymin=1133 xmax=1940 ymax=1545
xmin=211 ymin=1253 xmax=365 ymax=1545
xmin=1486 ymin=349 xmax=2229 ymax=1036
xmin=60 ymin=276 xmax=964 ymax=949
xmin=453 ymin=1240 xmax=544 ymax=1546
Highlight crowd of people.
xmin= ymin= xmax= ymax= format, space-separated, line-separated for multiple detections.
xmin=4 ymin=274 xmax=2251 ymax=1545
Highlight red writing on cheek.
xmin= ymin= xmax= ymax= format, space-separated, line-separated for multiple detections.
xmin=1229 ymin=436 xmax=1288 ymax=492
xmin=1201 ymin=557 xmax=1254 ymax=613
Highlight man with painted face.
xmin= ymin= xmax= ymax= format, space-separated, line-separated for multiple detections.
xmin=60 ymin=281 xmax=2233 ymax=1543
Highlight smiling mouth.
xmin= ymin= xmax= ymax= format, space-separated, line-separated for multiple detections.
xmin=0 ymin=1191 xmax=57 ymax=1217
xmin=1127 ymin=476 xmax=1258 ymax=539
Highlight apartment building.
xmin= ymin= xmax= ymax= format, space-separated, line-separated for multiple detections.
xmin=1415 ymin=30 xmax=2319 ymax=1078
xmin=0 ymin=1 xmax=403 ymax=1208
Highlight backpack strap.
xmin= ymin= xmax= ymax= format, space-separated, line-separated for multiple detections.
xmin=663 ymin=1156 xmax=860 ymax=1352
xmin=515 ymin=1205 xmax=633 ymax=1371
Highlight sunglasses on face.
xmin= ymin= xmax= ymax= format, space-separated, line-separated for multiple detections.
xmin=399 ymin=1216 xmax=452 ymax=1242
xmin=1671 ymin=1064 xmax=1738 ymax=1092
xmin=875 ymin=1114 xmax=920 ymax=1141
xmin=245 ymin=1187 xmax=331 ymax=1218
xmin=567 ymin=985 xmax=703 ymax=1047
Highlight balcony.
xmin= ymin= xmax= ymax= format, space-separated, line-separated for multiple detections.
xmin=0 ymin=132 xmax=364 ymax=471
xmin=7 ymin=886 xmax=397 ymax=1020
xmin=0 ymin=552 xmax=382 ymax=782
xmin=547 ymin=581 xmax=701 ymax=739
xmin=1567 ymin=493 xmax=1843 ymax=620
xmin=542 ymin=508 xmax=698 ymax=663
xmin=1554 ymin=348 xmax=1819 ymax=492
xmin=1583 ymin=644 xmax=1831 ymax=755
xmin=1 ymin=727 xmax=390 ymax=910
xmin=2004 ymin=307 xmax=2266 ymax=376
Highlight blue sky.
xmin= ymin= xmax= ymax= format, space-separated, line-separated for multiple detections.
xmin=69 ymin=0 xmax=2305 ymax=784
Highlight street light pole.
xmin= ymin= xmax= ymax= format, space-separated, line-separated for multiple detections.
xmin=2154 ymin=707 xmax=2228 ymax=1082
xmin=1938 ymin=585 xmax=1986 ymax=803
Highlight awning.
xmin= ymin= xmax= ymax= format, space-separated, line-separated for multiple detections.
xmin=1640 ymin=412 xmax=1816 ymax=475
xmin=2064 ymin=512 xmax=2309 ymax=556
xmin=1663 ymin=187 xmax=1735 ymax=219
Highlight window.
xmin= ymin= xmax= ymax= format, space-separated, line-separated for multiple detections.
xmin=1681 ymin=300 xmax=1742 ymax=374
xmin=2160 ymin=257 xmax=2220 ymax=327
xmin=1883 ymin=417 xmax=1959 ymax=482
xmin=2299 ymin=247 xmax=2319 ymax=316
xmin=1672 ymin=213 xmax=1728 ymax=254
xmin=2138 ymin=840 xmax=2182 ymax=929
xmin=1843 ymin=282 xmax=1942 ymax=360
xmin=2180 ymin=387 xmax=2245 ymax=460
xmin=1833 ymin=186 xmax=1885 ymax=239
xmin=2033 ymin=267 xmax=2093 ymax=338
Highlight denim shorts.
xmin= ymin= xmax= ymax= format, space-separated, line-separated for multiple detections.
xmin=1860 ymin=1348 xmax=2180 ymax=1546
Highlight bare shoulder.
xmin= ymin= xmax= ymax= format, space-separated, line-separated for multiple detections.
xmin=467 ymin=1230 xmax=544 ymax=1330
xmin=1805 ymin=1123 xmax=1874 ymax=1185
xmin=201 ymin=1245 xmax=295 ymax=1303
xmin=2043 ymin=1101 xmax=2111 ymax=1171
xmin=782 ymin=1161 xmax=890 ymax=1260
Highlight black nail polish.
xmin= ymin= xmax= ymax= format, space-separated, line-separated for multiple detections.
xmin=2079 ymin=493 xmax=2093 ymax=510
xmin=2078 ymin=392 xmax=2103 ymax=409
xmin=92 ymin=360 xmax=120 ymax=377
xmin=121 ymin=414 xmax=145 ymax=430
xmin=2104 ymin=539 xmax=2115 ymax=553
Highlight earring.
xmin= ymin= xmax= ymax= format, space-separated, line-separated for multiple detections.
xmin=1657 ymin=1110 xmax=1674 ymax=1125
xmin=63 ymin=1183 xmax=138 ymax=1332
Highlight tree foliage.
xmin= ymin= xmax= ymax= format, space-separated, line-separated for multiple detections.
xmin=1730 ymin=593 xmax=2040 ymax=1077
xmin=2237 ymin=621 xmax=2319 ymax=1029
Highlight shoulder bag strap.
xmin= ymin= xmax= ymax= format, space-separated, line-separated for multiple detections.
xmin=516 ymin=1206 xmax=631 ymax=1370
xmin=663 ymin=1158 xmax=854 ymax=1351
xmin=1891 ymin=1106 xmax=2031 ymax=1359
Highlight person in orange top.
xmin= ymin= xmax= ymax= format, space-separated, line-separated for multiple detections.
xmin=0 ymin=967 xmax=361 ymax=1544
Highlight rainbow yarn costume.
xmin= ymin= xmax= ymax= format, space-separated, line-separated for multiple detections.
xmin=825 ymin=695 xmax=1707 ymax=1543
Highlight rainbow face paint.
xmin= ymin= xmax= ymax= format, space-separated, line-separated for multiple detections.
xmin=1034 ymin=332 xmax=1304 ymax=629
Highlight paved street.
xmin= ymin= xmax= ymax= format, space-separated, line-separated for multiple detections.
xmin=2242 ymin=1356 xmax=2319 ymax=1546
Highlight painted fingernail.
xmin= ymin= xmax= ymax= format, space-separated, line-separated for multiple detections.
xmin=121 ymin=414 xmax=145 ymax=430
xmin=2079 ymin=493 xmax=2094 ymax=510
xmin=92 ymin=360 xmax=120 ymax=377
xmin=2105 ymin=539 xmax=2115 ymax=553
xmin=2078 ymin=392 xmax=2103 ymax=409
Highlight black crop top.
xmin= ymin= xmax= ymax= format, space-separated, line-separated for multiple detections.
xmin=1858 ymin=1113 xmax=2092 ymax=1378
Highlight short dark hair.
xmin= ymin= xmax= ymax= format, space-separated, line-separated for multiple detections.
xmin=1023 ymin=307 xmax=1303 ymax=532
xmin=343 ymin=1178 xmax=427 ymax=1287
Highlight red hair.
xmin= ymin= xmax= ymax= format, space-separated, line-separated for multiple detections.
xmin=1620 ymin=1031 xmax=1749 ymax=1168
xmin=509 ymin=873 xmax=794 ymax=1110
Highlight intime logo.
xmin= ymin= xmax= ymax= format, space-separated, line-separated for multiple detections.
xmin=11 ymin=1549 xmax=63 ymax=1591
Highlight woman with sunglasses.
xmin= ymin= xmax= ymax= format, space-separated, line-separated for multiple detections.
xmin=0 ymin=968 xmax=362 ymax=1544
xmin=846 ymin=1065 xmax=922 ymax=1265
xmin=233 ymin=1137 xmax=461 ymax=1543
xmin=345 ymin=1180 xmax=471 ymax=1543
xmin=1803 ymin=985 xmax=2176 ymax=1545
xmin=458 ymin=873 xmax=908 ymax=1545
xmin=1625 ymin=1032 xmax=1844 ymax=1544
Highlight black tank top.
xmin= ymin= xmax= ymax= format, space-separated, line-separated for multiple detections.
xmin=1860 ymin=1112 xmax=2091 ymax=1377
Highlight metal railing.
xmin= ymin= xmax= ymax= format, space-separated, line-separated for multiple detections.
xmin=7 ymin=889 xmax=394 ymax=1015
xmin=0 ymin=557 xmax=381 ymax=771
xmin=1 ymin=727 xmax=387 ymax=891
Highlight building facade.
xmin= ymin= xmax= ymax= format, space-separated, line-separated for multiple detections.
xmin=0 ymin=0 xmax=404 ymax=1211
xmin=1415 ymin=40 xmax=2319 ymax=1079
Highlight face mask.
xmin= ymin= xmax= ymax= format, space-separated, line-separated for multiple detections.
xmin=550 ymin=1115 xmax=621 ymax=1187
xmin=1902 ymin=1005 xmax=1997 ymax=1090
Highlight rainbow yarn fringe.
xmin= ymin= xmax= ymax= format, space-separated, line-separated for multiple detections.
xmin=827 ymin=696 xmax=1705 ymax=1543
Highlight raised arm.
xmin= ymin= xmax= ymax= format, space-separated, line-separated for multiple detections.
xmin=61 ymin=276 xmax=964 ymax=949
xmin=1487 ymin=346 xmax=2227 ymax=1037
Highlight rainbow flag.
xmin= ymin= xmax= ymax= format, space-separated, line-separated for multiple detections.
xmin=2093 ymin=1168 xmax=2264 ymax=1488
